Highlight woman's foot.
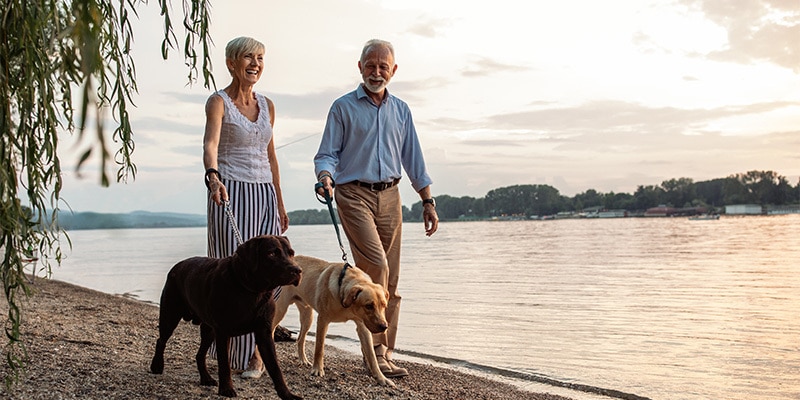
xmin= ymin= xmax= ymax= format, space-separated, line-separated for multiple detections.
xmin=241 ymin=354 xmax=264 ymax=379
xmin=241 ymin=365 xmax=264 ymax=379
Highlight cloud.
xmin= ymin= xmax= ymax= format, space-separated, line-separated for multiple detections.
xmin=132 ymin=117 xmax=202 ymax=137
xmin=407 ymin=17 xmax=451 ymax=38
xmin=268 ymin=88 xmax=350 ymax=119
xmin=162 ymin=91 xmax=208 ymax=104
xmin=461 ymin=57 xmax=529 ymax=77
xmin=417 ymin=98 xmax=800 ymax=198
xmin=683 ymin=0 xmax=800 ymax=71
xmin=486 ymin=100 xmax=799 ymax=134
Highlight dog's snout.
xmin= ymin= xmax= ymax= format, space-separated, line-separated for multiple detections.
xmin=289 ymin=265 xmax=302 ymax=286
xmin=377 ymin=323 xmax=388 ymax=333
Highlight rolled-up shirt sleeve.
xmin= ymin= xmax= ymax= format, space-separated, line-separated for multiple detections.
xmin=401 ymin=110 xmax=432 ymax=192
xmin=314 ymin=107 xmax=342 ymax=178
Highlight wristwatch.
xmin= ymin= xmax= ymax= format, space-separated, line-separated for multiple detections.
xmin=422 ymin=198 xmax=436 ymax=207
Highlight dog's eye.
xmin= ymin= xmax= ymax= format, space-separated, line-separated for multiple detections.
xmin=365 ymin=303 xmax=374 ymax=311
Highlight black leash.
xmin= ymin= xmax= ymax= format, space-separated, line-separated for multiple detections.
xmin=315 ymin=181 xmax=351 ymax=268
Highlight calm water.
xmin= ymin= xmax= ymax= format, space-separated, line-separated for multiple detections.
xmin=45 ymin=215 xmax=800 ymax=400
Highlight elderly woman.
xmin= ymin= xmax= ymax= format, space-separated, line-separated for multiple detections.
xmin=202 ymin=36 xmax=289 ymax=378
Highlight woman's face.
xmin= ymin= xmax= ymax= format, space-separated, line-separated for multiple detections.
xmin=228 ymin=50 xmax=264 ymax=84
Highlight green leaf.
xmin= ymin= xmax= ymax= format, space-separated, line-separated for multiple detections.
xmin=0 ymin=0 xmax=215 ymax=387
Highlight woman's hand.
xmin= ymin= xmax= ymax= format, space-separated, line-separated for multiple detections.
xmin=208 ymin=179 xmax=229 ymax=206
xmin=279 ymin=210 xmax=290 ymax=233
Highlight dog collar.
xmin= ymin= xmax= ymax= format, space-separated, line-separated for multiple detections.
xmin=338 ymin=263 xmax=352 ymax=288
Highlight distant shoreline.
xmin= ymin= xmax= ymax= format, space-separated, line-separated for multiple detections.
xmin=55 ymin=209 xmax=800 ymax=231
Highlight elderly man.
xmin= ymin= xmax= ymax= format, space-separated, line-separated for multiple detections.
xmin=314 ymin=39 xmax=439 ymax=378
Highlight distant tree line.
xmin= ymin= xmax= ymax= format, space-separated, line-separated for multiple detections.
xmin=288 ymin=170 xmax=800 ymax=224
xmin=57 ymin=211 xmax=206 ymax=230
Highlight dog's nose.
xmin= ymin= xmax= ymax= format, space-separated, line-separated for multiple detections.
xmin=289 ymin=265 xmax=302 ymax=286
xmin=377 ymin=323 xmax=388 ymax=332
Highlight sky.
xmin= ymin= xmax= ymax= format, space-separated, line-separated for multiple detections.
xmin=56 ymin=0 xmax=800 ymax=215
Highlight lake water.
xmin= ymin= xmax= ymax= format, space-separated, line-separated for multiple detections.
xmin=42 ymin=215 xmax=800 ymax=400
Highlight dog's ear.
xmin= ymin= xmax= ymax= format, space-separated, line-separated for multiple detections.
xmin=237 ymin=235 xmax=268 ymax=264
xmin=277 ymin=236 xmax=295 ymax=258
xmin=342 ymin=286 xmax=362 ymax=308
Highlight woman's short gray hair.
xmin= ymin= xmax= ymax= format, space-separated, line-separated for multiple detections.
xmin=360 ymin=39 xmax=394 ymax=63
xmin=225 ymin=37 xmax=265 ymax=61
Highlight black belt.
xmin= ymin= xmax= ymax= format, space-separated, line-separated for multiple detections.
xmin=353 ymin=178 xmax=400 ymax=191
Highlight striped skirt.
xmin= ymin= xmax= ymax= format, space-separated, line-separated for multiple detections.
xmin=206 ymin=179 xmax=282 ymax=371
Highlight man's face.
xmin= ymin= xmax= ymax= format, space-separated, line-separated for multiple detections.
xmin=358 ymin=46 xmax=397 ymax=94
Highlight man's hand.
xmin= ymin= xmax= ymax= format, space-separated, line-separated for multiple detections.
xmin=423 ymin=203 xmax=438 ymax=236
xmin=316 ymin=172 xmax=335 ymax=201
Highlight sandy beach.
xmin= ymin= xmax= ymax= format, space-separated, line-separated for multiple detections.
xmin=0 ymin=278 xmax=574 ymax=400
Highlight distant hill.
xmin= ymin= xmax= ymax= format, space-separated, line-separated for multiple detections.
xmin=56 ymin=211 xmax=206 ymax=230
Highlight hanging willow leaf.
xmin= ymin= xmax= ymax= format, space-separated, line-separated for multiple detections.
xmin=0 ymin=0 xmax=215 ymax=386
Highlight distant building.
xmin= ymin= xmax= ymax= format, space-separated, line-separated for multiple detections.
xmin=645 ymin=205 xmax=708 ymax=217
xmin=644 ymin=206 xmax=675 ymax=217
xmin=598 ymin=209 xmax=627 ymax=218
xmin=767 ymin=205 xmax=800 ymax=215
xmin=725 ymin=204 xmax=763 ymax=215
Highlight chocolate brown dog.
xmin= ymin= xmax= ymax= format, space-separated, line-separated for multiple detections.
xmin=149 ymin=235 xmax=302 ymax=399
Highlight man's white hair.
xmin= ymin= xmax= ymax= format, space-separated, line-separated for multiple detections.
xmin=360 ymin=39 xmax=394 ymax=63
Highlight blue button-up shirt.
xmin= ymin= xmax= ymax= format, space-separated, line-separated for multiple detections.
xmin=314 ymin=85 xmax=433 ymax=192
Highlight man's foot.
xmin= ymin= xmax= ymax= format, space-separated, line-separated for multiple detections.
xmin=376 ymin=354 xmax=408 ymax=378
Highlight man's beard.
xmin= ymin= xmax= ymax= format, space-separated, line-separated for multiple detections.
xmin=363 ymin=78 xmax=388 ymax=93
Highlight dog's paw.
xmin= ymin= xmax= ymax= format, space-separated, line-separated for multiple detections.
xmin=301 ymin=358 xmax=312 ymax=367
xmin=279 ymin=391 xmax=303 ymax=400
xmin=200 ymin=376 xmax=217 ymax=387
xmin=149 ymin=358 xmax=164 ymax=374
xmin=310 ymin=367 xmax=325 ymax=377
xmin=218 ymin=386 xmax=237 ymax=398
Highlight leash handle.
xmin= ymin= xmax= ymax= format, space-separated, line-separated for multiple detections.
xmin=314 ymin=181 xmax=349 ymax=263
xmin=223 ymin=200 xmax=245 ymax=247
xmin=314 ymin=180 xmax=335 ymax=204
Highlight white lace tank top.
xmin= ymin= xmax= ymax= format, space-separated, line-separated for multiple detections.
xmin=215 ymin=90 xmax=273 ymax=183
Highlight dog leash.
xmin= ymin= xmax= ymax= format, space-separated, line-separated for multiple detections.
xmin=223 ymin=200 xmax=245 ymax=247
xmin=223 ymin=198 xmax=286 ymax=300
xmin=314 ymin=181 xmax=350 ymax=266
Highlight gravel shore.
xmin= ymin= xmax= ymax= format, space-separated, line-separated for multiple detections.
xmin=0 ymin=278 xmax=574 ymax=399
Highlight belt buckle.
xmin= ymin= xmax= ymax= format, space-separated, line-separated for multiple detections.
xmin=363 ymin=180 xmax=393 ymax=191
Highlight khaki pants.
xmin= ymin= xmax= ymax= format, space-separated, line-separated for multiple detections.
xmin=335 ymin=183 xmax=402 ymax=354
